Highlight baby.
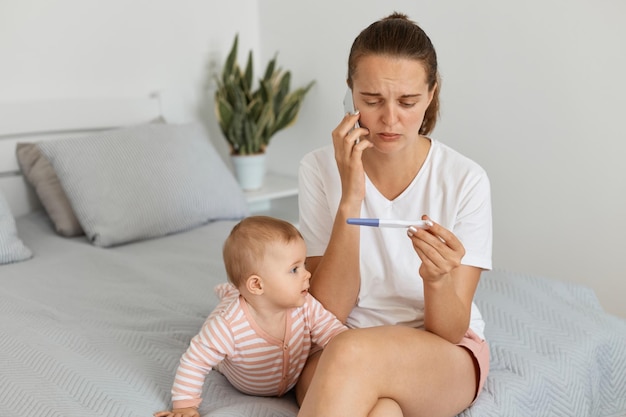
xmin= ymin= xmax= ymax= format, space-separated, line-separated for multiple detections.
xmin=155 ymin=216 xmax=347 ymax=417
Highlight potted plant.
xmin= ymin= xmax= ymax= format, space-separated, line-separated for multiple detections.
xmin=214 ymin=34 xmax=314 ymax=190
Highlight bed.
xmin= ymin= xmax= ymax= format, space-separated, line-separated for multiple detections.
xmin=1 ymin=97 xmax=625 ymax=417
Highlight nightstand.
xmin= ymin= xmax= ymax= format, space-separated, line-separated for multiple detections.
xmin=244 ymin=172 xmax=299 ymax=226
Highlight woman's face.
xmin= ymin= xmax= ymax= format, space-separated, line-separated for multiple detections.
xmin=351 ymin=54 xmax=435 ymax=153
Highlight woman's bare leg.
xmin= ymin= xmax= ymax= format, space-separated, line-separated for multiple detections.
xmin=295 ymin=350 xmax=322 ymax=406
xmin=368 ymin=398 xmax=403 ymax=417
xmin=297 ymin=350 xmax=403 ymax=417
xmin=296 ymin=326 xmax=477 ymax=417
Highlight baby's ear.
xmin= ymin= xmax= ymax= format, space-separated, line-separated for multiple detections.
xmin=246 ymin=275 xmax=264 ymax=295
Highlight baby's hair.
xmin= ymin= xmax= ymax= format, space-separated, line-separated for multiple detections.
xmin=222 ymin=216 xmax=303 ymax=287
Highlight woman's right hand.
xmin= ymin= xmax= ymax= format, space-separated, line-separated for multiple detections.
xmin=307 ymin=112 xmax=371 ymax=322
xmin=332 ymin=111 xmax=372 ymax=205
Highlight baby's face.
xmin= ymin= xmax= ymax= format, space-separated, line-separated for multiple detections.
xmin=257 ymin=238 xmax=311 ymax=309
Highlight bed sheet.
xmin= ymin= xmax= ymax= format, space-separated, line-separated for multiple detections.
xmin=1 ymin=212 xmax=625 ymax=417
xmin=0 ymin=211 xmax=298 ymax=417
xmin=469 ymin=269 xmax=626 ymax=417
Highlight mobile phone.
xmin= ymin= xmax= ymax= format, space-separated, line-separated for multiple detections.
xmin=343 ymin=88 xmax=360 ymax=143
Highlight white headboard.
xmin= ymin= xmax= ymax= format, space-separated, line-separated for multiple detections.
xmin=0 ymin=96 xmax=162 ymax=217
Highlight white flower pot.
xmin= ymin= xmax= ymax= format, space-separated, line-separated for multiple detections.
xmin=231 ymin=153 xmax=266 ymax=191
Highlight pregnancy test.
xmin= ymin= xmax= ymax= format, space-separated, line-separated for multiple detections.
xmin=346 ymin=218 xmax=433 ymax=229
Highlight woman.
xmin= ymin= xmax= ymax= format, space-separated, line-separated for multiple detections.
xmin=295 ymin=12 xmax=492 ymax=417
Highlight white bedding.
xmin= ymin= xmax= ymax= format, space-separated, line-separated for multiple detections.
xmin=1 ymin=211 xmax=625 ymax=417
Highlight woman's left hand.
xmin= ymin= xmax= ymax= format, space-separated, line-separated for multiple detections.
xmin=407 ymin=215 xmax=466 ymax=283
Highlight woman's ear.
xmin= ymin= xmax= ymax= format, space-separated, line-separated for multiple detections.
xmin=427 ymin=82 xmax=438 ymax=106
xmin=246 ymin=275 xmax=264 ymax=295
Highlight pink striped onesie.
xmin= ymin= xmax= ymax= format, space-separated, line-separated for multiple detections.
xmin=171 ymin=283 xmax=347 ymax=409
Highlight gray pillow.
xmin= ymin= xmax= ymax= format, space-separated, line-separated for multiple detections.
xmin=38 ymin=123 xmax=248 ymax=247
xmin=0 ymin=192 xmax=33 ymax=264
xmin=15 ymin=118 xmax=167 ymax=238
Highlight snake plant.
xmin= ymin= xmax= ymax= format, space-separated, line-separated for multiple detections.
xmin=214 ymin=34 xmax=315 ymax=155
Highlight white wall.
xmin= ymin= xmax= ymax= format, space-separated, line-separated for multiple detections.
xmin=0 ymin=0 xmax=261 ymax=158
xmin=1 ymin=0 xmax=624 ymax=317
xmin=258 ymin=0 xmax=626 ymax=317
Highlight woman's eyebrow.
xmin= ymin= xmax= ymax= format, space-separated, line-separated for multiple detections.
xmin=359 ymin=92 xmax=381 ymax=98
xmin=359 ymin=92 xmax=422 ymax=98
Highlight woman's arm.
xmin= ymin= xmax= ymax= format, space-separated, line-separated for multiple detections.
xmin=423 ymin=265 xmax=481 ymax=343
xmin=304 ymin=112 xmax=371 ymax=322
xmin=307 ymin=204 xmax=361 ymax=322
xmin=407 ymin=218 xmax=482 ymax=343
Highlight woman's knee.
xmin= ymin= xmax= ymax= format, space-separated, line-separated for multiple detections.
xmin=322 ymin=328 xmax=371 ymax=366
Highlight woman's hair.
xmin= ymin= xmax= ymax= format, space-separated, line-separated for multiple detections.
xmin=347 ymin=12 xmax=440 ymax=136
xmin=222 ymin=216 xmax=303 ymax=287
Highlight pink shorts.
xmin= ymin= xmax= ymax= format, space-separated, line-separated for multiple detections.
xmin=457 ymin=328 xmax=490 ymax=403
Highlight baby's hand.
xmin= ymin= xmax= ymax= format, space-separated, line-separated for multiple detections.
xmin=154 ymin=407 xmax=200 ymax=417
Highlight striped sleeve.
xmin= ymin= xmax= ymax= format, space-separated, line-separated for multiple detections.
xmin=171 ymin=315 xmax=235 ymax=409
xmin=306 ymin=295 xmax=348 ymax=348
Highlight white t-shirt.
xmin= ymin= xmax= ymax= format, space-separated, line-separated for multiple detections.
xmin=298 ymin=139 xmax=492 ymax=339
